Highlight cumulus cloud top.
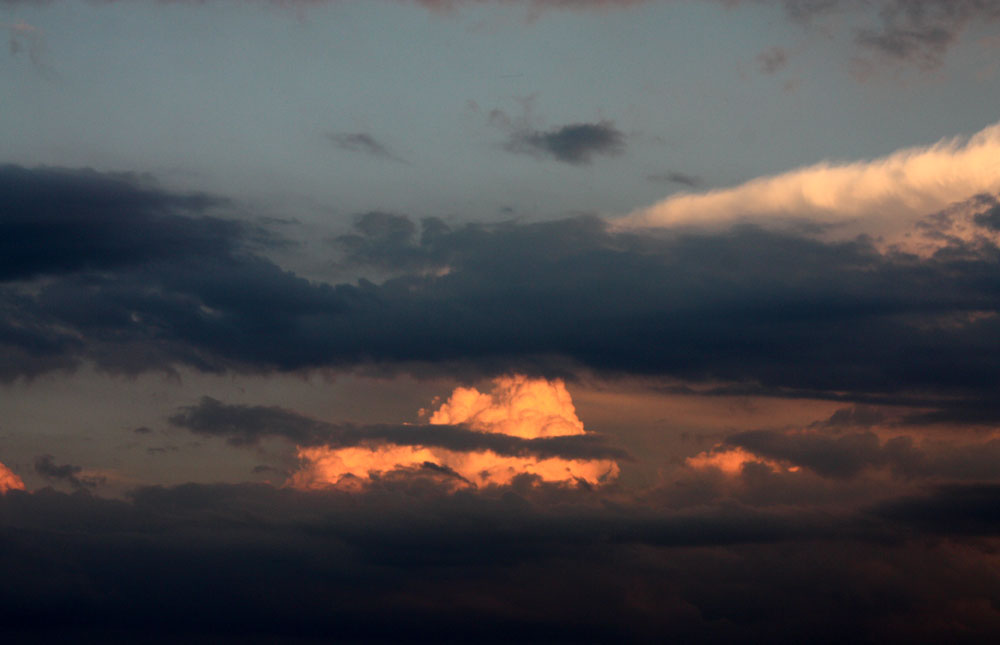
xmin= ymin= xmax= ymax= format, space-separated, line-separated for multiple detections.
xmin=291 ymin=376 xmax=619 ymax=489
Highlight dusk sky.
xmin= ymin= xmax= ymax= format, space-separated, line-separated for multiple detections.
xmin=4 ymin=0 xmax=1000 ymax=642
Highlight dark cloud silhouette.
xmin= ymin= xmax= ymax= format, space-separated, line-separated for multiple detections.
xmin=169 ymin=396 xmax=630 ymax=461
xmin=4 ymin=165 xmax=1000 ymax=418
xmin=34 ymin=454 xmax=103 ymax=491
xmin=647 ymin=171 xmax=703 ymax=188
xmin=504 ymin=120 xmax=625 ymax=164
xmin=874 ymin=483 xmax=1000 ymax=534
xmin=900 ymin=394 xmax=1000 ymax=426
xmin=0 ymin=164 xmax=233 ymax=282
xmin=0 ymin=481 xmax=999 ymax=642
xmin=725 ymin=430 xmax=1000 ymax=481
xmin=331 ymin=211 xmax=437 ymax=273
xmin=327 ymin=132 xmax=404 ymax=162
xmin=811 ymin=405 xmax=886 ymax=429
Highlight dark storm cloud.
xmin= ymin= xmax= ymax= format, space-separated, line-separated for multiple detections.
xmin=1 ymin=481 xmax=999 ymax=642
xmin=0 ymin=164 xmax=234 ymax=282
xmin=504 ymin=120 xmax=626 ymax=165
xmin=4 ymin=164 xmax=1000 ymax=415
xmin=169 ymin=396 xmax=630 ymax=461
xmin=327 ymin=132 xmax=404 ymax=162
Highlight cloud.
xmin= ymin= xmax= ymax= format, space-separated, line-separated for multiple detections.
xmin=685 ymin=445 xmax=793 ymax=476
xmin=2 ymin=480 xmax=1000 ymax=642
xmin=3 ymin=1 xmax=996 ymax=73
xmin=697 ymin=430 xmax=1000 ymax=481
xmin=852 ymin=0 xmax=1000 ymax=67
xmin=775 ymin=0 xmax=1000 ymax=67
xmin=811 ymin=404 xmax=887 ymax=429
xmin=34 ymin=454 xmax=104 ymax=491
xmin=0 ymin=459 xmax=25 ymax=493
xmin=646 ymin=171 xmax=702 ymax=188
xmin=3 ymin=20 xmax=51 ymax=74
xmin=169 ymin=393 xmax=627 ymax=463
xmin=170 ymin=376 xmax=625 ymax=489
xmin=328 ymin=132 xmax=404 ymax=162
xmin=0 ymin=164 xmax=237 ymax=282
xmin=618 ymin=120 xmax=1000 ymax=240
xmin=6 ymin=164 xmax=1000 ymax=412
xmin=427 ymin=374 xmax=585 ymax=438
xmin=757 ymin=46 xmax=789 ymax=73
xmin=331 ymin=210 xmax=437 ymax=274
xmin=504 ymin=120 xmax=626 ymax=165
xmin=196 ymin=375 xmax=624 ymax=488
xmin=874 ymin=483 xmax=1000 ymax=535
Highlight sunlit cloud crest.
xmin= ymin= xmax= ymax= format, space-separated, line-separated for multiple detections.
xmin=290 ymin=376 xmax=619 ymax=489
xmin=0 ymin=460 xmax=25 ymax=494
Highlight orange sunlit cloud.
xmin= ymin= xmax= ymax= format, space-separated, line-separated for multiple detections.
xmin=685 ymin=445 xmax=796 ymax=475
xmin=0 ymin=460 xmax=26 ymax=494
xmin=427 ymin=373 xmax=585 ymax=438
xmin=289 ymin=375 xmax=620 ymax=490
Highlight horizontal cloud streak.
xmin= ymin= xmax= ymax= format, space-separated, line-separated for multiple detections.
xmin=2 ymin=480 xmax=1000 ymax=641
xmin=619 ymin=121 xmax=1000 ymax=237
xmin=328 ymin=132 xmax=404 ymax=163
xmin=169 ymin=396 xmax=629 ymax=462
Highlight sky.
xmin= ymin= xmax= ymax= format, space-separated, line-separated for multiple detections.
xmin=3 ymin=0 xmax=1000 ymax=641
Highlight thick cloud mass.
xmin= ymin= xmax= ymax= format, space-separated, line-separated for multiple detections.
xmin=1 ymin=481 xmax=999 ymax=643
xmin=0 ymin=164 xmax=232 ymax=281
xmin=4 ymin=164 xmax=1000 ymax=423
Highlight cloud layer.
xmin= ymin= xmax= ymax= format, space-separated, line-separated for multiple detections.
xmin=5 ymin=163 xmax=1000 ymax=423
xmin=2 ymin=477 xmax=1000 ymax=642
xmin=173 ymin=376 xmax=622 ymax=488
xmin=618 ymin=120 xmax=1000 ymax=241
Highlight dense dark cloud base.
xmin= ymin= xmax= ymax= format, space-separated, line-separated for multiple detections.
xmin=2 ymin=482 xmax=1000 ymax=643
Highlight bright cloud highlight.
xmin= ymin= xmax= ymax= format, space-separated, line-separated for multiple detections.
xmin=619 ymin=121 xmax=1000 ymax=240
xmin=0 ymin=460 xmax=26 ymax=494
xmin=686 ymin=445 xmax=796 ymax=476
xmin=290 ymin=376 xmax=619 ymax=489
